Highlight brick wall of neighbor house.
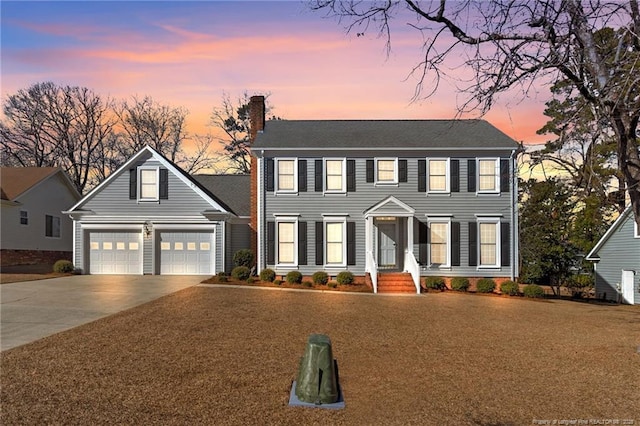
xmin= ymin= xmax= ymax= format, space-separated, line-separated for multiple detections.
xmin=249 ymin=95 xmax=265 ymax=257
xmin=0 ymin=249 xmax=72 ymax=268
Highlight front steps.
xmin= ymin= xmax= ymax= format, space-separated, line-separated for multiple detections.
xmin=376 ymin=272 xmax=417 ymax=294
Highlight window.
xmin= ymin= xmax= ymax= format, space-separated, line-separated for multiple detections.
xmin=20 ymin=210 xmax=28 ymax=225
xmin=45 ymin=215 xmax=61 ymax=238
xmin=376 ymin=158 xmax=397 ymax=184
xmin=277 ymin=221 xmax=296 ymax=265
xmin=325 ymin=159 xmax=345 ymax=192
xmin=429 ymin=221 xmax=450 ymax=266
xmin=139 ymin=168 xmax=158 ymax=200
xmin=427 ymin=159 xmax=449 ymax=193
xmin=325 ymin=221 xmax=346 ymax=266
xmin=478 ymin=220 xmax=500 ymax=267
xmin=478 ymin=159 xmax=499 ymax=193
xmin=276 ymin=159 xmax=296 ymax=192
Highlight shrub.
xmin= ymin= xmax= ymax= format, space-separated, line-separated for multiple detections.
xmin=328 ymin=282 xmax=338 ymax=289
xmin=231 ymin=266 xmax=251 ymax=281
xmin=500 ymin=280 xmax=519 ymax=296
xmin=523 ymin=284 xmax=545 ymax=298
xmin=286 ymin=271 xmax=303 ymax=284
xmin=451 ymin=277 xmax=470 ymax=292
xmin=53 ymin=260 xmax=74 ymax=273
xmin=247 ymin=277 xmax=255 ymax=284
xmin=233 ymin=249 xmax=255 ymax=268
xmin=274 ymin=279 xmax=283 ymax=286
xmin=312 ymin=271 xmax=329 ymax=285
xmin=259 ymin=268 xmax=276 ymax=282
xmin=336 ymin=271 xmax=354 ymax=285
xmin=303 ymin=281 xmax=313 ymax=287
xmin=476 ymin=278 xmax=496 ymax=293
xmin=218 ymin=276 xmax=228 ymax=283
xmin=424 ymin=276 xmax=446 ymax=291
xmin=566 ymin=274 xmax=594 ymax=298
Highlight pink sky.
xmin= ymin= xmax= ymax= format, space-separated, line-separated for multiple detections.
xmin=1 ymin=1 xmax=551 ymax=151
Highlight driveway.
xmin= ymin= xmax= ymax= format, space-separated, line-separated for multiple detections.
xmin=1 ymin=275 xmax=202 ymax=351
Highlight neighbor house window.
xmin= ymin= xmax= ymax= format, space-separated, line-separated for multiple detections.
xmin=376 ymin=158 xmax=397 ymax=184
xmin=478 ymin=159 xmax=499 ymax=193
xmin=429 ymin=221 xmax=450 ymax=266
xmin=427 ymin=159 xmax=449 ymax=193
xmin=45 ymin=215 xmax=61 ymax=238
xmin=139 ymin=168 xmax=159 ymax=200
xmin=478 ymin=220 xmax=500 ymax=267
xmin=20 ymin=210 xmax=28 ymax=225
xmin=276 ymin=159 xmax=296 ymax=192
xmin=277 ymin=221 xmax=297 ymax=265
xmin=325 ymin=159 xmax=345 ymax=192
xmin=325 ymin=220 xmax=346 ymax=266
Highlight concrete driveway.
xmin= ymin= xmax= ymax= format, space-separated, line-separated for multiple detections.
xmin=1 ymin=275 xmax=202 ymax=351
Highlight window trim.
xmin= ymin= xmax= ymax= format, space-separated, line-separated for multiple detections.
xmin=275 ymin=158 xmax=298 ymax=194
xmin=45 ymin=214 xmax=61 ymax=239
xmin=375 ymin=157 xmax=398 ymax=185
xmin=477 ymin=158 xmax=500 ymax=194
xmin=634 ymin=218 xmax=639 ymax=238
xmin=323 ymin=158 xmax=346 ymax=194
xmin=20 ymin=210 xmax=29 ymax=226
xmin=426 ymin=158 xmax=450 ymax=194
xmin=323 ymin=217 xmax=347 ymax=268
xmin=138 ymin=166 xmax=160 ymax=201
xmin=428 ymin=218 xmax=451 ymax=268
xmin=477 ymin=217 xmax=501 ymax=268
xmin=275 ymin=216 xmax=298 ymax=267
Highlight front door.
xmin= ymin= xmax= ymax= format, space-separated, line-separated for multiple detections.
xmin=378 ymin=222 xmax=397 ymax=270
xmin=621 ymin=270 xmax=636 ymax=304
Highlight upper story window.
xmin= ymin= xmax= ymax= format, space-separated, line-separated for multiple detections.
xmin=20 ymin=210 xmax=28 ymax=225
xmin=478 ymin=159 xmax=500 ymax=193
xmin=325 ymin=159 xmax=346 ymax=193
xmin=427 ymin=158 xmax=450 ymax=193
xmin=376 ymin=158 xmax=397 ymax=185
xmin=478 ymin=219 xmax=500 ymax=267
xmin=139 ymin=168 xmax=159 ymax=201
xmin=45 ymin=215 xmax=61 ymax=238
xmin=276 ymin=159 xmax=297 ymax=193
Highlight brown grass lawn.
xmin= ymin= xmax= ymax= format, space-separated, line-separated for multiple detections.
xmin=1 ymin=286 xmax=639 ymax=425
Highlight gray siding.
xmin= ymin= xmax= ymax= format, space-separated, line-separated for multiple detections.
xmin=225 ymin=222 xmax=252 ymax=273
xmin=593 ymin=214 xmax=640 ymax=302
xmin=261 ymin=155 xmax=516 ymax=278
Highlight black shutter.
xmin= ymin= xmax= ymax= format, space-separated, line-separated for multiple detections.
xmin=418 ymin=160 xmax=426 ymax=192
xmin=266 ymin=159 xmax=274 ymax=192
xmin=500 ymin=159 xmax=509 ymax=193
xmin=347 ymin=160 xmax=356 ymax=192
xmin=418 ymin=220 xmax=428 ymax=264
xmin=315 ymin=222 xmax=324 ymax=265
xmin=267 ymin=221 xmax=275 ymax=264
xmin=451 ymin=222 xmax=460 ymax=266
xmin=129 ymin=169 xmax=137 ymax=199
xmin=467 ymin=159 xmax=476 ymax=192
xmin=451 ymin=160 xmax=460 ymax=192
xmin=366 ymin=160 xmax=374 ymax=183
xmin=298 ymin=221 xmax=307 ymax=265
xmin=298 ymin=160 xmax=307 ymax=192
xmin=45 ymin=215 xmax=52 ymax=237
xmin=347 ymin=221 xmax=356 ymax=265
xmin=159 ymin=168 xmax=169 ymax=199
xmin=501 ymin=222 xmax=510 ymax=267
xmin=315 ymin=160 xmax=323 ymax=192
xmin=468 ymin=222 xmax=477 ymax=266
xmin=399 ymin=159 xmax=408 ymax=183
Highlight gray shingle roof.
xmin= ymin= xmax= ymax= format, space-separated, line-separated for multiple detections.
xmin=252 ymin=119 xmax=518 ymax=150
xmin=193 ymin=174 xmax=251 ymax=217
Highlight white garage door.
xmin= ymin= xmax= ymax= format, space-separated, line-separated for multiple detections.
xmin=89 ymin=231 xmax=142 ymax=274
xmin=159 ymin=231 xmax=214 ymax=275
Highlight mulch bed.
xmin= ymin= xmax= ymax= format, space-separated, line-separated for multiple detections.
xmin=1 ymin=286 xmax=638 ymax=425
xmin=202 ymin=276 xmax=373 ymax=293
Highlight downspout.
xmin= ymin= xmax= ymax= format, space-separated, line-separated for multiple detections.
xmin=257 ymin=151 xmax=263 ymax=273
xmin=510 ymin=148 xmax=518 ymax=281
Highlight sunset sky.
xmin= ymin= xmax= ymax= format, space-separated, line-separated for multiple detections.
xmin=1 ymin=1 xmax=553 ymax=151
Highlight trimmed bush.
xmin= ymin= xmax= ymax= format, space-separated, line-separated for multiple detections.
xmin=336 ymin=271 xmax=354 ymax=285
xmin=424 ymin=276 xmax=446 ymax=291
xmin=451 ymin=277 xmax=470 ymax=292
xmin=274 ymin=279 xmax=283 ymax=286
xmin=303 ymin=281 xmax=313 ymax=287
xmin=216 ymin=272 xmax=228 ymax=283
xmin=328 ymin=282 xmax=338 ymax=289
xmin=259 ymin=268 xmax=276 ymax=282
xmin=500 ymin=280 xmax=519 ymax=296
xmin=231 ymin=266 xmax=251 ymax=281
xmin=312 ymin=271 xmax=329 ymax=285
xmin=523 ymin=284 xmax=545 ymax=298
xmin=286 ymin=271 xmax=303 ymax=284
xmin=247 ymin=277 xmax=256 ymax=284
xmin=233 ymin=249 xmax=255 ymax=268
xmin=53 ymin=260 xmax=74 ymax=273
xmin=476 ymin=278 xmax=496 ymax=293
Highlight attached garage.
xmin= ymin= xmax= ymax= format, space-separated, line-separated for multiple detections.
xmin=89 ymin=231 xmax=142 ymax=274
xmin=158 ymin=231 xmax=214 ymax=275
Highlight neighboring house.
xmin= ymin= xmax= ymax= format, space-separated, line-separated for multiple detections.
xmin=586 ymin=206 xmax=639 ymax=304
xmin=248 ymin=96 xmax=520 ymax=293
xmin=65 ymin=146 xmax=250 ymax=275
xmin=0 ymin=167 xmax=81 ymax=267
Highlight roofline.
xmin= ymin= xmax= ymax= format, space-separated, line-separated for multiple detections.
xmin=5 ymin=168 xmax=81 ymax=202
xmin=585 ymin=205 xmax=631 ymax=260
xmin=251 ymin=146 xmax=518 ymax=154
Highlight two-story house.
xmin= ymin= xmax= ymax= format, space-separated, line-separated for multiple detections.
xmin=249 ymin=96 xmax=519 ymax=293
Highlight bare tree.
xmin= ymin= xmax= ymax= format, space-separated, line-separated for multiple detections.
xmin=310 ymin=0 xmax=640 ymax=226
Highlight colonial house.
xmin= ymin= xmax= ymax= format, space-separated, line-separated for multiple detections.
xmin=586 ymin=206 xmax=639 ymax=304
xmin=1 ymin=167 xmax=81 ymax=268
xmin=65 ymin=146 xmax=250 ymax=275
xmin=248 ymin=96 xmax=519 ymax=293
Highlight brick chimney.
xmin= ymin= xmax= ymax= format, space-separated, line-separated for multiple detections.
xmin=249 ymin=95 xmax=265 ymax=263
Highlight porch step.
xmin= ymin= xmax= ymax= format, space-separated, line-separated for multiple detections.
xmin=377 ymin=273 xmax=417 ymax=294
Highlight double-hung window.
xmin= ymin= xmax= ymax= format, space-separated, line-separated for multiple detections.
xmin=276 ymin=159 xmax=297 ymax=193
xmin=478 ymin=219 xmax=500 ymax=267
xmin=376 ymin=158 xmax=397 ymax=185
xmin=20 ymin=210 xmax=28 ymax=225
xmin=325 ymin=159 xmax=345 ymax=193
xmin=427 ymin=158 xmax=450 ymax=193
xmin=276 ymin=219 xmax=297 ymax=265
xmin=45 ymin=215 xmax=61 ymax=238
xmin=325 ymin=220 xmax=346 ymax=267
xmin=429 ymin=220 xmax=450 ymax=267
xmin=139 ymin=168 xmax=159 ymax=201
xmin=478 ymin=159 xmax=500 ymax=193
